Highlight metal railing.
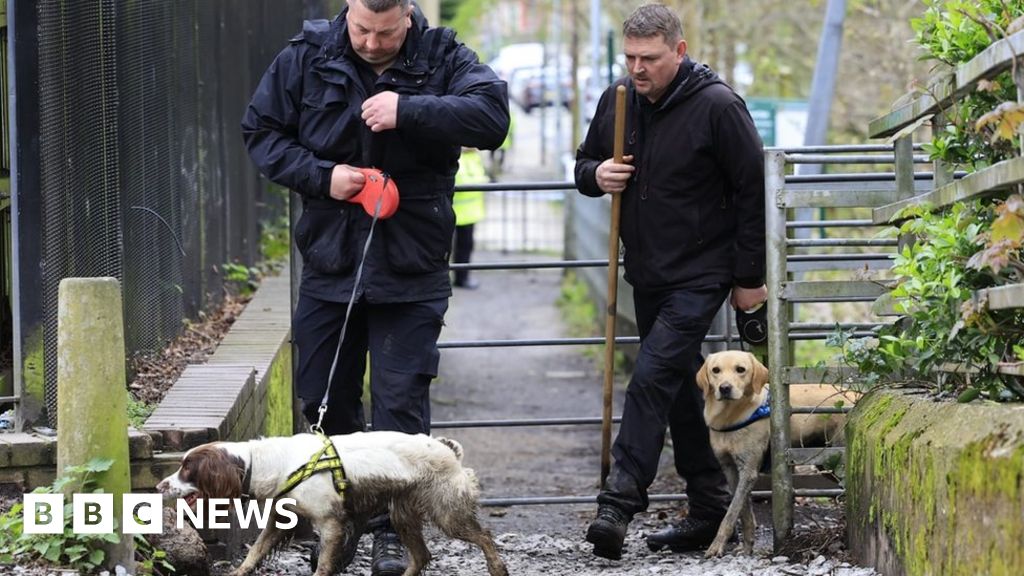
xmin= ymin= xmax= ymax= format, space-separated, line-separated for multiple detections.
xmin=439 ymin=163 xmax=898 ymax=516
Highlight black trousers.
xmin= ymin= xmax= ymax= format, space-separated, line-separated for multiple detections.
xmin=453 ymin=224 xmax=475 ymax=285
xmin=598 ymin=283 xmax=732 ymax=521
xmin=293 ymin=294 xmax=448 ymax=436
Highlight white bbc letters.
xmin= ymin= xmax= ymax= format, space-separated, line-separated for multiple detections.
xmin=23 ymin=494 xmax=64 ymax=534
xmin=73 ymin=493 xmax=114 ymax=534
xmin=123 ymin=493 xmax=164 ymax=534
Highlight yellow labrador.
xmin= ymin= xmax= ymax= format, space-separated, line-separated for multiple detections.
xmin=695 ymin=350 xmax=856 ymax=557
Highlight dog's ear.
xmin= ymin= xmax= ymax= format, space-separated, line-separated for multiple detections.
xmin=750 ymin=354 xmax=769 ymax=394
xmin=192 ymin=445 xmax=243 ymax=499
xmin=696 ymin=360 xmax=711 ymax=394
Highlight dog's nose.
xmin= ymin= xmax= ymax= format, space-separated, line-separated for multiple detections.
xmin=156 ymin=479 xmax=168 ymax=493
xmin=718 ymin=384 xmax=733 ymax=398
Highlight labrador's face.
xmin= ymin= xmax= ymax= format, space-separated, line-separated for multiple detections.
xmin=696 ymin=351 xmax=769 ymax=402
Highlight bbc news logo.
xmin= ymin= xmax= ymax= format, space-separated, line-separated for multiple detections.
xmin=23 ymin=494 xmax=299 ymax=534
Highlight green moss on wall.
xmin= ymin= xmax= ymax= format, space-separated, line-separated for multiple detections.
xmin=847 ymin=391 xmax=1024 ymax=576
xmin=262 ymin=341 xmax=293 ymax=437
xmin=20 ymin=330 xmax=47 ymax=425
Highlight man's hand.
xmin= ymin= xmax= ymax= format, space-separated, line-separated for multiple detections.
xmin=595 ymin=155 xmax=634 ymax=194
xmin=329 ymin=164 xmax=367 ymax=201
xmin=362 ymin=91 xmax=400 ymax=133
xmin=731 ymin=284 xmax=768 ymax=312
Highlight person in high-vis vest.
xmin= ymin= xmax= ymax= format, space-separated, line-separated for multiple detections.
xmin=489 ymin=111 xmax=514 ymax=179
xmin=453 ymin=148 xmax=488 ymax=289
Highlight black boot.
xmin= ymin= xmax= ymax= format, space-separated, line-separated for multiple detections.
xmin=371 ymin=526 xmax=407 ymax=576
xmin=646 ymin=515 xmax=732 ymax=552
xmin=308 ymin=527 xmax=362 ymax=575
xmin=586 ymin=503 xmax=632 ymax=560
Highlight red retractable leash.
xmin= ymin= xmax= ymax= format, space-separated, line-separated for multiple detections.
xmin=311 ymin=168 xmax=399 ymax=434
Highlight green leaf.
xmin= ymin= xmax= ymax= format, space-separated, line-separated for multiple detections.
xmin=89 ymin=549 xmax=105 ymax=566
xmin=957 ymin=387 xmax=981 ymax=403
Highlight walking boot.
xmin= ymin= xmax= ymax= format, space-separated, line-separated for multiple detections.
xmin=308 ymin=528 xmax=362 ymax=574
xmin=646 ymin=515 xmax=734 ymax=552
xmin=585 ymin=503 xmax=632 ymax=560
xmin=371 ymin=527 xmax=407 ymax=576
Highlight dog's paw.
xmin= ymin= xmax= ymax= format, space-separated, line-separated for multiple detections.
xmin=704 ymin=541 xmax=727 ymax=558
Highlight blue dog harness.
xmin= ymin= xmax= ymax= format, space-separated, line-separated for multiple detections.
xmin=710 ymin=390 xmax=771 ymax=432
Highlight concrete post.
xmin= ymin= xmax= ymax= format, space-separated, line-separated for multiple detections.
xmin=56 ymin=277 xmax=135 ymax=571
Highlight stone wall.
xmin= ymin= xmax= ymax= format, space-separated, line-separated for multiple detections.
xmin=846 ymin=390 xmax=1024 ymax=576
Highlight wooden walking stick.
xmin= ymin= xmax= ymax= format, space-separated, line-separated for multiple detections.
xmin=601 ymin=85 xmax=627 ymax=486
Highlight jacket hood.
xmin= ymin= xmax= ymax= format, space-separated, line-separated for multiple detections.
xmin=651 ymin=57 xmax=725 ymax=110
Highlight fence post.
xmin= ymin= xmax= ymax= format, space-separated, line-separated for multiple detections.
xmin=56 ymin=277 xmax=135 ymax=571
xmin=764 ymin=150 xmax=794 ymax=550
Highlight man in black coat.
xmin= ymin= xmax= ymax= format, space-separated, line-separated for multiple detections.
xmin=242 ymin=1 xmax=509 ymax=573
xmin=575 ymin=3 xmax=766 ymax=560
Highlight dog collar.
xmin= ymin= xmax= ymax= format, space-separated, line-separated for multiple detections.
xmin=711 ymin=390 xmax=771 ymax=433
xmin=276 ymin=433 xmax=348 ymax=499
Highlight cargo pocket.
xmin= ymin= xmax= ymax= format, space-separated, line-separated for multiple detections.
xmin=294 ymin=205 xmax=356 ymax=275
xmin=383 ymin=196 xmax=455 ymax=274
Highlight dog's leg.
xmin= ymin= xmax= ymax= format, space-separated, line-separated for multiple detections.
xmin=390 ymin=504 xmax=430 ymax=576
xmin=706 ymin=458 xmax=759 ymax=558
xmin=739 ymin=494 xmax=756 ymax=554
xmin=229 ymin=516 xmax=289 ymax=576
xmin=435 ymin=511 xmax=508 ymax=576
xmin=308 ymin=516 xmax=346 ymax=576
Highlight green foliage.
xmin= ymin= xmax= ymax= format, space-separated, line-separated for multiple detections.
xmin=911 ymin=0 xmax=1020 ymax=66
xmin=0 ymin=459 xmax=119 ymax=572
xmin=260 ymin=214 xmax=290 ymax=266
xmin=135 ymin=533 xmax=175 ymax=576
xmin=127 ymin=392 xmax=156 ymax=429
xmin=0 ymin=459 xmax=176 ymax=575
xmin=921 ymin=83 xmax=1019 ymax=169
xmin=557 ymin=271 xmax=598 ymax=337
xmin=912 ymin=0 xmax=1024 ymax=169
xmin=833 ymin=202 xmax=1024 ymax=400
xmin=221 ymin=262 xmax=259 ymax=297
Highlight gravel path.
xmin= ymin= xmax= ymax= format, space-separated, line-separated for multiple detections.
xmin=4 ymin=253 xmax=880 ymax=576
xmin=207 ymin=253 xmax=878 ymax=576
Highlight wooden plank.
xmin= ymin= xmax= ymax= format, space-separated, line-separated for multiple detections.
xmin=974 ymin=283 xmax=1024 ymax=311
xmin=870 ymin=29 xmax=1024 ymax=138
xmin=782 ymin=281 xmax=890 ymax=301
xmin=874 ymin=156 xmax=1024 ymax=223
xmin=785 ymin=366 xmax=860 ymax=385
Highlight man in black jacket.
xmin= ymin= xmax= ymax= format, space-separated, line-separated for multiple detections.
xmin=242 ymin=1 xmax=509 ymax=574
xmin=575 ymin=3 xmax=766 ymax=560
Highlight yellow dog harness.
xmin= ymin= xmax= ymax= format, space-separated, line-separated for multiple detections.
xmin=275 ymin=433 xmax=348 ymax=499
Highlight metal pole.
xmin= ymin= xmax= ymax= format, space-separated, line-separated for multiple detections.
xmin=553 ymin=0 xmax=564 ymax=163
xmin=765 ymin=150 xmax=794 ymax=550
xmin=795 ymin=0 xmax=846 ymax=231
xmin=10 ymin=0 xmax=46 ymax=431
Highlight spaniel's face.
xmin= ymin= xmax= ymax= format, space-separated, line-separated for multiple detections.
xmin=696 ymin=351 xmax=769 ymax=401
xmin=156 ymin=443 xmax=244 ymax=506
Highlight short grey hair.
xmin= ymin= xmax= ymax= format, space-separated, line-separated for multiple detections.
xmin=622 ymin=3 xmax=683 ymax=45
xmin=352 ymin=0 xmax=410 ymax=13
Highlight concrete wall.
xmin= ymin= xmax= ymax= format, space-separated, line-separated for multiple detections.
xmin=846 ymin=390 xmax=1024 ymax=576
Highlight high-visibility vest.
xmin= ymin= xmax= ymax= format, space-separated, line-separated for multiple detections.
xmin=454 ymin=150 xmax=487 ymax=226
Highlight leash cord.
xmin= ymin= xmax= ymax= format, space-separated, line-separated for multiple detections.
xmin=311 ymin=177 xmax=388 ymax=434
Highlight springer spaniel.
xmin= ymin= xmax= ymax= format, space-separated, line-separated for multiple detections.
xmin=157 ymin=431 xmax=508 ymax=576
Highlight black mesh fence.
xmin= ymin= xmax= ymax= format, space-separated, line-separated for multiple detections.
xmin=23 ymin=0 xmax=305 ymax=428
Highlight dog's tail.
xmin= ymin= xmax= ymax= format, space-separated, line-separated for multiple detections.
xmin=436 ymin=437 xmax=464 ymax=461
